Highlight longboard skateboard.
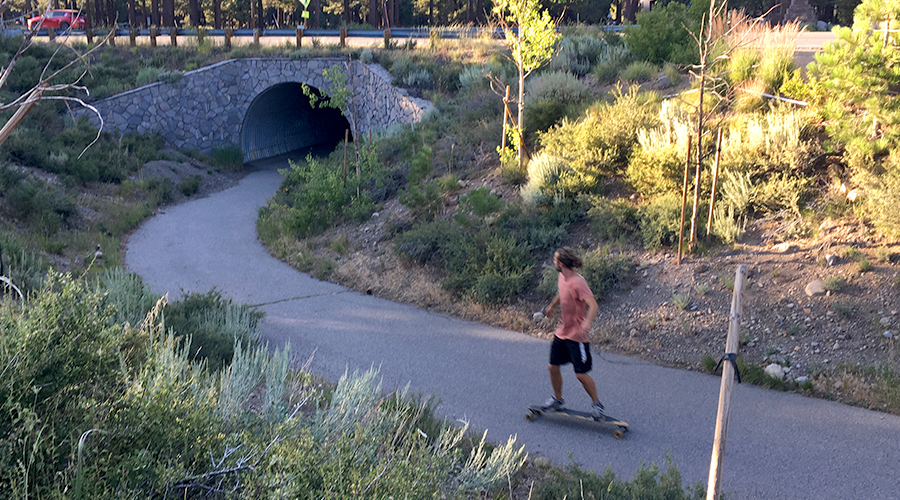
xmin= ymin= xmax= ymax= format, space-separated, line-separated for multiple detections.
xmin=526 ymin=405 xmax=630 ymax=439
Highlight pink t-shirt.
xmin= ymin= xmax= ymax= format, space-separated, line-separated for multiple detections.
xmin=555 ymin=272 xmax=594 ymax=343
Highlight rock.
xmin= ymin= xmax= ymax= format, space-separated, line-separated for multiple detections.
xmin=372 ymin=212 xmax=380 ymax=218
xmin=765 ymin=363 xmax=786 ymax=380
xmin=825 ymin=254 xmax=838 ymax=266
xmin=532 ymin=457 xmax=552 ymax=468
xmin=533 ymin=312 xmax=545 ymax=322
xmin=817 ymin=20 xmax=828 ymax=30
xmin=880 ymin=317 xmax=892 ymax=327
xmin=805 ymin=280 xmax=826 ymax=297
xmin=773 ymin=242 xmax=798 ymax=253
xmin=796 ymin=376 xmax=809 ymax=384
xmin=695 ymin=263 xmax=709 ymax=274
xmin=657 ymin=74 xmax=671 ymax=88
xmin=885 ymin=331 xmax=894 ymax=339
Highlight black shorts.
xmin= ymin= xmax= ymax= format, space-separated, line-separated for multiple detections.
xmin=549 ymin=336 xmax=593 ymax=374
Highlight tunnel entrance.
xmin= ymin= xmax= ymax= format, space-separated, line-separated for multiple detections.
xmin=240 ymin=82 xmax=350 ymax=162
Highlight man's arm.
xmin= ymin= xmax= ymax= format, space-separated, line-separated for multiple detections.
xmin=545 ymin=294 xmax=560 ymax=316
xmin=581 ymin=294 xmax=599 ymax=333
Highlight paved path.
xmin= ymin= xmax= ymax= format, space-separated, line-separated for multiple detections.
xmin=126 ymin=160 xmax=900 ymax=500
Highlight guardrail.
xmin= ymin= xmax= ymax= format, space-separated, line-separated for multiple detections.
xmin=1 ymin=24 xmax=624 ymax=42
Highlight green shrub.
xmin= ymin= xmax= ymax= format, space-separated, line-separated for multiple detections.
xmin=587 ymin=196 xmax=639 ymax=241
xmin=627 ymin=99 xmax=693 ymax=196
xmin=550 ymin=31 xmax=624 ymax=77
xmin=458 ymin=187 xmax=504 ymax=218
xmin=178 ymin=174 xmax=202 ymax=196
xmin=521 ymin=151 xmax=566 ymax=206
xmin=163 ymin=290 xmax=263 ymax=370
xmin=209 ymin=146 xmax=245 ymax=169
xmin=637 ymin=192 xmax=684 ymax=250
xmin=624 ymin=0 xmax=704 ymax=65
xmin=541 ymin=86 xmax=660 ymax=191
xmin=527 ymin=70 xmax=590 ymax=106
xmin=135 ymin=66 xmax=162 ymax=86
xmin=535 ymin=458 xmax=704 ymax=500
xmin=620 ymin=61 xmax=657 ymax=82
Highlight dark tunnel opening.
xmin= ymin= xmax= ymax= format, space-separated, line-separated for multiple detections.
xmin=240 ymin=82 xmax=350 ymax=162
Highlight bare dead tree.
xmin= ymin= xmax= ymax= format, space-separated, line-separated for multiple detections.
xmin=0 ymin=1 xmax=111 ymax=151
xmin=682 ymin=6 xmax=775 ymax=252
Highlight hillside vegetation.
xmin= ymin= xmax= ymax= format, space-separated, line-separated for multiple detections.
xmin=258 ymin=4 xmax=900 ymax=414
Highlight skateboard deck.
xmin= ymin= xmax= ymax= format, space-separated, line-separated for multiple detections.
xmin=526 ymin=405 xmax=630 ymax=439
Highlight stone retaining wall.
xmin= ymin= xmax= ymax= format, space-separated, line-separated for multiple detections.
xmin=80 ymin=58 xmax=430 ymax=155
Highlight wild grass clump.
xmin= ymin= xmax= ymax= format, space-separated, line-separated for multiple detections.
xmin=521 ymin=151 xmax=566 ymax=207
xmin=620 ymin=61 xmax=658 ymax=82
xmin=549 ymin=31 xmax=623 ymax=77
xmin=534 ymin=458 xmax=705 ymax=500
xmin=627 ymin=99 xmax=693 ymax=195
xmin=163 ymin=289 xmax=264 ymax=370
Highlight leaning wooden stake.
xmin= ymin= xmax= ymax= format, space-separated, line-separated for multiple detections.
xmin=706 ymin=128 xmax=723 ymax=238
xmin=706 ymin=264 xmax=747 ymax=500
xmin=501 ymin=85 xmax=510 ymax=152
xmin=677 ymin=135 xmax=692 ymax=265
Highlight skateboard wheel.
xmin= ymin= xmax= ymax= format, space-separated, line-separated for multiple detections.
xmin=613 ymin=429 xmax=624 ymax=439
xmin=525 ymin=412 xmax=535 ymax=421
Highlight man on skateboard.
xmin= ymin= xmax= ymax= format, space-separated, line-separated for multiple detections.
xmin=542 ymin=247 xmax=604 ymax=418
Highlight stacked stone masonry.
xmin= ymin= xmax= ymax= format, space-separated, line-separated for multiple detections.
xmin=80 ymin=58 xmax=430 ymax=156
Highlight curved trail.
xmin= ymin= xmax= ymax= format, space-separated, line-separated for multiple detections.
xmin=126 ymin=159 xmax=900 ymax=500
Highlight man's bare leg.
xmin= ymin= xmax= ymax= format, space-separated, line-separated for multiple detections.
xmin=575 ymin=372 xmax=599 ymax=403
xmin=549 ymin=364 xmax=563 ymax=400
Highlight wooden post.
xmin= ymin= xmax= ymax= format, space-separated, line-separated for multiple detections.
xmin=108 ymin=29 xmax=116 ymax=46
xmin=129 ymin=28 xmax=137 ymax=46
xmin=689 ymin=130 xmax=703 ymax=251
xmin=150 ymin=26 xmax=158 ymax=47
xmin=86 ymin=27 xmax=94 ymax=44
xmin=677 ymin=135 xmax=691 ymax=265
xmin=197 ymin=26 xmax=206 ymax=44
xmin=501 ymin=85 xmax=510 ymax=152
xmin=707 ymin=128 xmax=723 ymax=238
xmin=383 ymin=28 xmax=390 ymax=48
xmin=253 ymin=28 xmax=261 ymax=44
xmin=340 ymin=27 xmax=347 ymax=46
xmin=343 ymin=129 xmax=349 ymax=188
xmin=169 ymin=27 xmax=178 ymax=46
xmin=224 ymin=27 xmax=232 ymax=49
xmin=296 ymin=26 xmax=303 ymax=47
xmin=47 ymin=27 xmax=56 ymax=41
xmin=707 ymin=264 xmax=747 ymax=500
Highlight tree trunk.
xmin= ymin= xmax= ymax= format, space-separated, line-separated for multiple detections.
xmin=162 ymin=0 xmax=174 ymax=27
xmin=368 ymin=0 xmax=378 ymax=27
xmin=257 ymin=0 xmax=264 ymax=30
xmin=213 ymin=0 xmax=221 ymax=28
xmin=151 ymin=0 xmax=159 ymax=25
xmin=189 ymin=0 xmax=200 ymax=26
xmin=517 ymin=33 xmax=525 ymax=172
xmin=128 ymin=0 xmax=137 ymax=26
xmin=313 ymin=0 xmax=320 ymax=27
xmin=343 ymin=0 xmax=350 ymax=24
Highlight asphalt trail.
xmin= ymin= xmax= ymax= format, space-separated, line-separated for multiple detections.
xmin=126 ymin=158 xmax=900 ymax=500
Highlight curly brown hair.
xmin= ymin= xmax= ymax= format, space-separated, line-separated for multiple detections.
xmin=555 ymin=247 xmax=582 ymax=269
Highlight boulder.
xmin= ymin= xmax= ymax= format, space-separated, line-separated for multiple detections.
xmin=765 ymin=363 xmax=786 ymax=380
xmin=805 ymin=280 xmax=826 ymax=297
